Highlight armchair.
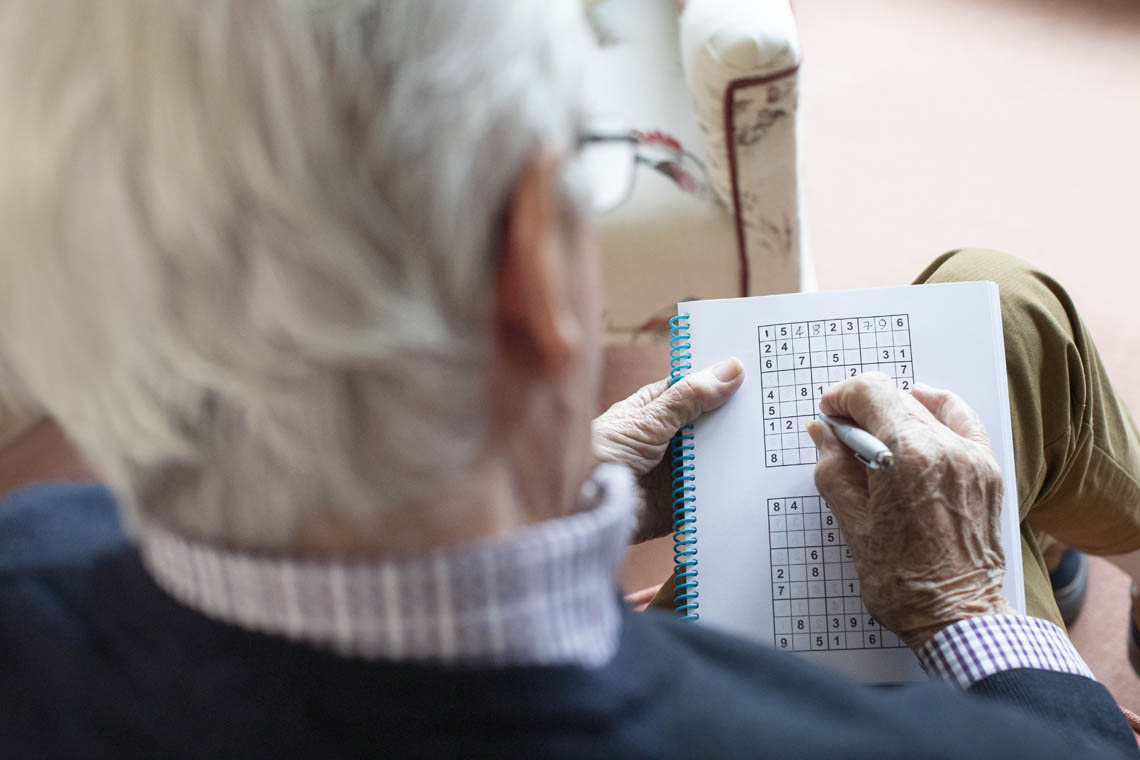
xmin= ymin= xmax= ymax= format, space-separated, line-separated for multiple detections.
xmin=586 ymin=0 xmax=813 ymax=340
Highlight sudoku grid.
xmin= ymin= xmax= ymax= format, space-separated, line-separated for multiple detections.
xmin=767 ymin=496 xmax=907 ymax=652
xmin=758 ymin=315 xmax=914 ymax=468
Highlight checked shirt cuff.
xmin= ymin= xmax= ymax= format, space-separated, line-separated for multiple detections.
xmin=916 ymin=614 xmax=1095 ymax=689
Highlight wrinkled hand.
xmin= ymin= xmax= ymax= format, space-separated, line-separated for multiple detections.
xmin=593 ymin=357 xmax=743 ymax=543
xmin=806 ymin=373 xmax=1013 ymax=650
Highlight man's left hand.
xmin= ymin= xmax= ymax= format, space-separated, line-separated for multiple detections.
xmin=592 ymin=357 xmax=743 ymax=543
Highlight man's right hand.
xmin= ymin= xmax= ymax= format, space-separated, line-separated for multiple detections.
xmin=806 ymin=373 xmax=1014 ymax=650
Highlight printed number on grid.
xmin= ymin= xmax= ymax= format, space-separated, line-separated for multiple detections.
xmin=757 ymin=315 xmax=913 ymax=468
xmin=767 ymin=496 xmax=909 ymax=652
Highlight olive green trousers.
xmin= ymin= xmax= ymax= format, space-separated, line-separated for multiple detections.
xmin=917 ymin=249 xmax=1140 ymax=628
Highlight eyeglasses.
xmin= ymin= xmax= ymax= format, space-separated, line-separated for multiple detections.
xmin=574 ymin=126 xmax=714 ymax=214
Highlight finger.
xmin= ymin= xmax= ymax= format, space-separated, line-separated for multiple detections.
xmin=807 ymin=420 xmax=869 ymax=525
xmin=818 ymin=373 xmax=911 ymax=438
xmin=623 ymin=376 xmax=671 ymax=410
xmin=910 ymin=383 xmax=993 ymax=449
xmin=645 ymin=357 xmax=744 ymax=432
xmin=624 ymin=584 xmax=663 ymax=611
xmin=597 ymin=366 xmax=685 ymax=418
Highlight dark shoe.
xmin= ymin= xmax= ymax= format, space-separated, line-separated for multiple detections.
xmin=1050 ymin=549 xmax=1089 ymax=626
xmin=1129 ymin=584 xmax=1140 ymax=677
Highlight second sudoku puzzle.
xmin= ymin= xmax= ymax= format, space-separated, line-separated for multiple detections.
xmin=767 ymin=496 xmax=908 ymax=652
xmin=758 ymin=315 xmax=914 ymax=467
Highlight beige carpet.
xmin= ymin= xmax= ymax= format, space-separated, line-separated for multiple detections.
xmin=796 ymin=0 xmax=1140 ymax=411
xmin=618 ymin=0 xmax=1140 ymax=711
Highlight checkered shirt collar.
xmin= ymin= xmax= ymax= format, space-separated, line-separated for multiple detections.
xmin=138 ymin=464 xmax=637 ymax=667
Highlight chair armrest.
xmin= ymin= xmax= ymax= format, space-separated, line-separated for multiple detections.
xmin=680 ymin=0 xmax=812 ymax=294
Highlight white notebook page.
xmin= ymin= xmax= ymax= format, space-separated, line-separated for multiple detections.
xmin=679 ymin=282 xmax=1024 ymax=683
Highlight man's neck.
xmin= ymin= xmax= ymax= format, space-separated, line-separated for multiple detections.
xmin=0 ymin=418 xmax=98 ymax=502
xmin=290 ymin=452 xmax=590 ymax=558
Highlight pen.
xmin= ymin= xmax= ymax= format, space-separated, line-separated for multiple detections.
xmin=816 ymin=413 xmax=894 ymax=470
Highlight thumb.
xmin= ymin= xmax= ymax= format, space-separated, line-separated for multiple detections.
xmin=646 ymin=357 xmax=744 ymax=433
xmin=910 ymin=383 xmax=992 ymax=449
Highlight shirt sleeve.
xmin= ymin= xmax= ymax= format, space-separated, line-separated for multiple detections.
xmin=915 ymin=614 xmax=1096 ymax=689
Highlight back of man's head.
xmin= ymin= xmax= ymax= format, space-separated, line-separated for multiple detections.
xmin=0 ymin=0 xmax=591 ymax=548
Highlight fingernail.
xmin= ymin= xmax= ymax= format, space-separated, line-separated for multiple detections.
xmin=711 ymin=357 xmax=743 ymax=382
xmin=805 ymin=420 xmax=822 ymax=448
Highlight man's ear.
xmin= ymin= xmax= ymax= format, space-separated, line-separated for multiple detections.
xmin=495 ymin=150 xmax=582 ymax=376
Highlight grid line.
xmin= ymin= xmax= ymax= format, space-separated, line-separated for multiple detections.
xmin=757 ymin=314 xmax=914 ymax=468
xmin=767 ymin=495 xmax=908 ymax=652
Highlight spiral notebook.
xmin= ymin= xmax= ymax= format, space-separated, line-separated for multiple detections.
xmin=669 ymin=282 xmax=1024 ymax=683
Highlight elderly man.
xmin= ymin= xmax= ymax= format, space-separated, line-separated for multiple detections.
xmin=1 ymin=0 xmax=1138 ymax=757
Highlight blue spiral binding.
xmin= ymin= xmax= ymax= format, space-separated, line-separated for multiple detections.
xmin=668 ymin=314 xmax=698 ymax=621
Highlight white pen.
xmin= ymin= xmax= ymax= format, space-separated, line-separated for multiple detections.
xmin=816 ymin=412 xmax=894 ymax=470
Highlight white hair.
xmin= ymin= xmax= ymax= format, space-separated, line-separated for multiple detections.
xmin=0 ymin=0 xmax=591 ymax=547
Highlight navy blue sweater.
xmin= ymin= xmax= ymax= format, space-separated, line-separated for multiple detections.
xmin=1 ymin=484 xmax=1136 ymax=758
